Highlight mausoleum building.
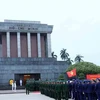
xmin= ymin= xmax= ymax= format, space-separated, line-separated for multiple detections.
xmin=0 ymin=20 xmax=68 ymax=85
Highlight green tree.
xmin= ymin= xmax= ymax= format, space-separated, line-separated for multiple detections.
xmin=66 ymin=58 xmax=73 ymax=65
xmin=66 ymin=62 xmax=100 ymax=79
xmin=60 ymin=48 xmax=69 ymax=61
xmin=78 ymin=73 xmax=85 ymax=80
xmin=74 ymin=55 xmax=84 ymax=63
xmin=58 ymin=74 xmax=65 ymax=80
xmin=51 ymin=52 xmax=57 ymax=58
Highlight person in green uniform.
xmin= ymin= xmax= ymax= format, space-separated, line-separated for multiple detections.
xmin=62 ymin=81 xmax=68 ymax=100
xmin=55 ymin=82 xmax=62 ymax=100
xmin=25 ymin=83 xmax=30 ymax=95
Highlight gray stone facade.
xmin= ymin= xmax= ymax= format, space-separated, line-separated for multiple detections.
xmin=0 ymin=20 xmax=68 ymax=86
xmin=0 ymin=58 xmax=68 ymax=85
xmin=0 ymin=20 xmax=53 ymax=58
xmin=0 ymin=20 xmax=53 ymax=33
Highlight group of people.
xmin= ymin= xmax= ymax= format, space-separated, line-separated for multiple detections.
xmin=25 ymin=78 xmax=100 ymax=100
xmin=12 ymin=81 xmax=17 ymax=91
xmin=39 ymin=81 xmax=68 ymax=100
xmin=11 ymin=79 xmax=23 ymax=91
xmin=68 ymin=78 xmax=100 ymax=100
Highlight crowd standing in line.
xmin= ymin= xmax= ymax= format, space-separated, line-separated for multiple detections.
xmin=12 ymin=81 xmax=16 ymax=91
xmin=25 ymin=78 xmax=100 ymax=100
xmin=68 ymin=78 xmax=100 ymax=100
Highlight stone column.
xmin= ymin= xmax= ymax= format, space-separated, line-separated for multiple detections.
xmin=37 ymin=33 xmax=41 ymax=57
xmin=17 ymin=32 xmax=21 ymax=57
xmin=6 ymin=32 xmax=10 ymax=57
xmin=27 ymin=32 xmax=31 ymax=57
xmin=47 ymin=33 xmax=52 ymax=57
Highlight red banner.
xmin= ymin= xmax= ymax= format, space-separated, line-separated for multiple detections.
xmin=86 ymin=74 xmax=100 ymax=80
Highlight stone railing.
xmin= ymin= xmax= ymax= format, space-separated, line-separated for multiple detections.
xmin=0 ymin=57 xmax=56 ymax=61
xmin=0 ymin=57 xmax=68 ymax=65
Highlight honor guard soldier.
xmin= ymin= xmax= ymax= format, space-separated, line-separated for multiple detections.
xmin=25 ymin=83 xmax=30 ymax=95
xmin=62 ymin=81 xmax=68 ymax=100
xmin=55 ymin=81 xmax=61 ymax=100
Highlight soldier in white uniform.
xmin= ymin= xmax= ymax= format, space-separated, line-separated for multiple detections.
xmin=12 ymin=82 xmax=14 ymax=90
xmin=14 ymin=81 xmax=16 ymax=91
xmin=20 ymin=79 xmax=22 ymax=86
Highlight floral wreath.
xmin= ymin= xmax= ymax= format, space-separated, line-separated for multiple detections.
xmin=9 ymin=79 xmax=14 ymax=85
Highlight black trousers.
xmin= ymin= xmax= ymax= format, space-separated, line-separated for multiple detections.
xmin=26 ymin=89 xmax=29 ymax=95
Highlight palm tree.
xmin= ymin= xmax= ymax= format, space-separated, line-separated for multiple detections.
xmin=74 ymin=55 xmax=84 ymax=63
xmin=66 ymin=58 xmax=73 ymax=65
xmin=51 ymin=52 xmax=57 ymax=58
xmin=60 ymin=48 xmax=69 ymax=61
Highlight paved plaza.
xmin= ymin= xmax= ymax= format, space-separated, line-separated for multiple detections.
xmin=0 ymin=93 xmax=54 ymax=100
xmin=0 ymin=92 xmax=72 ymax=100
xmin=0 ymin=90 xmax=72 ymax=100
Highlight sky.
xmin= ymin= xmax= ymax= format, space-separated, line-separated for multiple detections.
xmin=0 ymin=0 xmax=100 ymax=65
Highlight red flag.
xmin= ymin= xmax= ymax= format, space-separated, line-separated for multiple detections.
xmin=66 ymin=68 xmax=76 ymax=77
